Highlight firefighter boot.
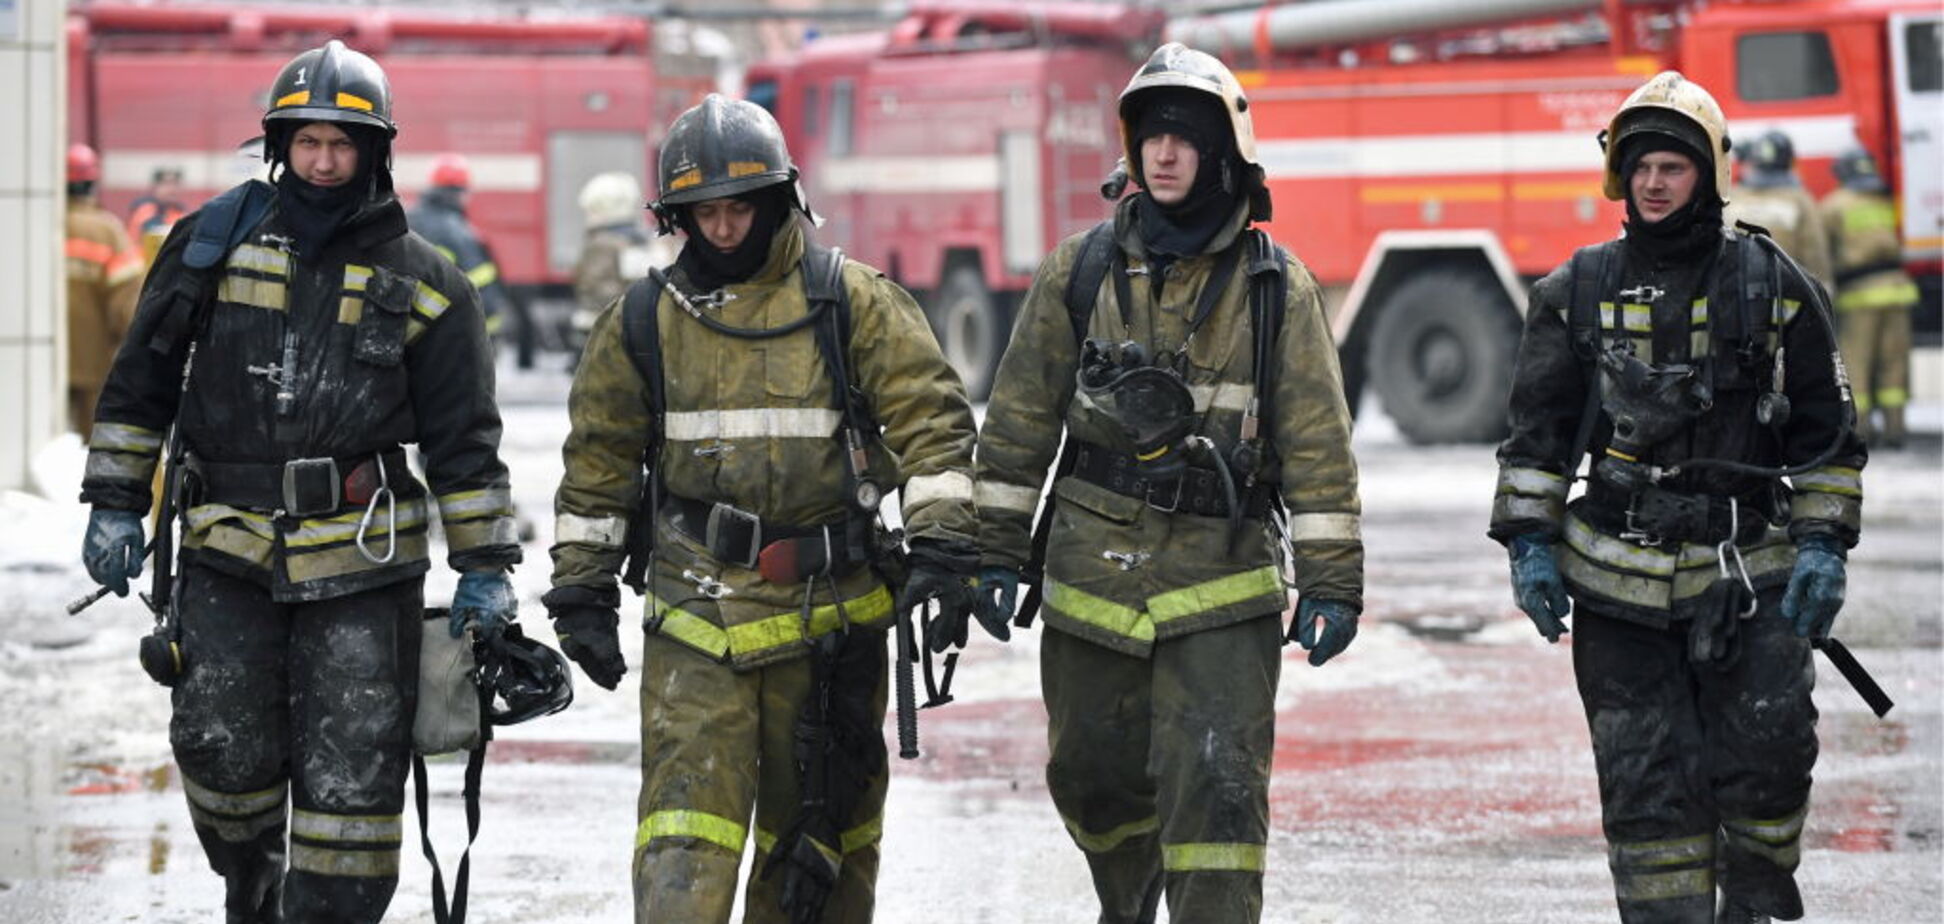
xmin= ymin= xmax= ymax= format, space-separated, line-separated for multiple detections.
xmin=1716 ymin=895 xmax=1771 ymax=924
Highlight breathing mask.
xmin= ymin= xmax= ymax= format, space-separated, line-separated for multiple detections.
xmin=1595 ymin=343 xmax=1713 ymax=492
xmin=1078 ymin=338 xmax=1198 ymax=480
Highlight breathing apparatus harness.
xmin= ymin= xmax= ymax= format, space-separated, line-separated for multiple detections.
xmin=1014 ymin=219 xmax=1288 ymax=629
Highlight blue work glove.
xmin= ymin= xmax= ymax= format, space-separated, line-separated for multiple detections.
xmin=972 ymin=565 xmax=1017 ymax=643
xmin=82 ymin=508 xmax=146 ymax=598
xmin=451 ymin=570 xmax=517 ymax=638
xmin=1289 ymin=597 xmax=1359 ymax=666
xmin=1508 ymin=533 xmax=1571 ymax=643
xmin=1781 ymin=534 xmax=1847 ymax=639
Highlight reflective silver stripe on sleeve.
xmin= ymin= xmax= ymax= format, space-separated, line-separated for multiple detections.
xmin=902 ymin=471 xmax=973 ymax=509
xmin=1497 ymin=466 xmax=1568 ymax=500
xmin=86 ymin=450 xmax=159 ymax=482
xmin=1791 ymin=466 xmax=1862 ymax=498
xmin=974 ymin=480 xmax=1042 ymax=514
xmin=437 ymin=487 xmax=514 ymax=522
xmin=556 ymin=513 xmax=628 ymax=547
xmin=1286 ymin=512 xmax=1361 ymax=543
xmin=663 ymin=408 xmax=843 ymax=442
xmin=88 ymin=422 xmax=164 ymax=454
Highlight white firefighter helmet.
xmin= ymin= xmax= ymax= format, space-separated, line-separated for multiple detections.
xmin=1600 ymin=70 xmax=1732 ymax=206
xmin=578 ymin=171 xmax=642 ymax=228
xmin=1118 ymin=42 xmax=1270 ymax=221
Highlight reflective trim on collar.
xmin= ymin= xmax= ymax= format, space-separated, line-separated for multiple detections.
xmin=664 ymin=408 xmax=843 ymax=442
xmin=903 ymin=471 xmax=973 ymax=508
xmin=635 ymin=809 xmax=746 ymax=855
xmin=556 ymin=513 xmax=628 ymax=547
xmin=1286 ymin=512 xmax=1361 ymax=543
xmin=974 ymin=479 xmax=1042 ymax=514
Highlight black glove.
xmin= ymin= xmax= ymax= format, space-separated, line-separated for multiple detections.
xmin=550 ymin=605 xmax=626 ymax=691
xmin=896 ymin=539 xmax=978 ymax=653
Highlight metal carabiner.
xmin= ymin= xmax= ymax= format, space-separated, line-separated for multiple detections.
xmin=355 ymin=452 xmax=398 ymax=565
xmin=683 ymin=568 xmax=732 ymax=600
xmin=1715 ymin=496 xmax=1758 ymax=619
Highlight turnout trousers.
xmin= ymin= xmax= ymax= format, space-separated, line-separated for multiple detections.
xmin=1042 ymin=614 xmax=1281 ymax=924
xmin=633 ymin=630 xmax=889 ymax=923
xmin=1573 ymin=591 xmax=1818 ymax=924
xmin=170 ymin=562 xmax=421 ymax=924
xmin=1837 ymin=306 xmax=1912 ymax=440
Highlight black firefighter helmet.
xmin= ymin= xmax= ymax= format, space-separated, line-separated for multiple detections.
xmin=651 ymin=93 xmax=813 ymax=233
xmin=262 ymin=40 xmax=396 ymax=187
xmin=473 ymin=623 xmax=574 ymax=726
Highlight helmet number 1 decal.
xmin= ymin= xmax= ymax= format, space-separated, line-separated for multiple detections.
xmin=294 ymin=66 xmax=308 ymax=87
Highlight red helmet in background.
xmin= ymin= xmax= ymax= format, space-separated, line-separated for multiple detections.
xmin=430 ymin=153 xmax=471 ymax=189
xmin=67 ymin=143 xmax=101 ymax=183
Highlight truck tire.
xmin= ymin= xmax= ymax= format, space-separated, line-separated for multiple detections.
xmin=926 ymin=264 xmax=1010 ymax=400
xmin=1367 ymin=272 xmax=1519 ymax=444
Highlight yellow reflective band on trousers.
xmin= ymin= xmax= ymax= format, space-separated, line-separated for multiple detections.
xmin=1838 ymin=278 xmax=1921 ymax=311
xmin=1610 ymin=833 xmax=1713 ymax=869
xmin=1614 ymin=868 xmax=1714 ymax=902
xmin=289 ymin=842 xmax=400 ymax=878
xmin=1161 ymin=842 xmax=1266 ymax=873
xmin=1723 ymin=804 xmax=1807 ymax=867
xmin=1610 ymin=832 xmax=1716 ymax=902
xmin=636 ymin=809 xmax=747 ymax=855
xmin=183 ymin=776 xmax=288 ymax=842
xmin=292 ymin=809 xmax=403 ymax=844
xmin=753 ymin=813 xmax=885 ymax=857
xmin=1062 ymin=813 xmax=1159 ymax=854
xmin=1045 ymin=580 xmax=1153 ymax=643
xmin=649 ymin=585 xmax=894 ymax=662
xmin=1147 ymin=566 xmax=1283 ymax=625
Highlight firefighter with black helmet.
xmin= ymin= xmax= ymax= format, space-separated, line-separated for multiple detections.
xmin=79 ymin=39 xmax=522 ymax=923
xmin=1726 ymin=129 xmax=1833 ymax=291
xmin=543 ymin=93 xmax=978 ymax=922
xmin=1491 ymin=71 xmax=1866 ymax=923
xmin=1821 ymin=145 xmax=1919 ymax=447
xmin=973 ymin=43 xmax=1363 ymax=923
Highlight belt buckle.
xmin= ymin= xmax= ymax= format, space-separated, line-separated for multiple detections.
xmin=1145 ymin=477 xmax=1184 ymax=514
xmin=706 ymin=502 xmax=764 ymax=569
xmin=281 ymin=457 xmax=341 ymax=517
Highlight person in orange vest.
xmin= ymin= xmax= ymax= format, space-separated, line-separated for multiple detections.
xmin=1821 ymin=145 xmax=1919 ymax=447
xmin=65 ymin=143 xmax=146 ymax=434
xmin=126 ymin=165 xmax=188 ymax=252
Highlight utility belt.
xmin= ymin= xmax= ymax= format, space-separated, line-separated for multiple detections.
xmin=184 ymin=448 xmax=409 ymax=517
xmin=1070 ymin=439 xmax=1276 ymax=520
xmin=665 ymin=493 xmax=875 ymax=585
xmin=1586 ymin=481 xmax=1777 ymax=547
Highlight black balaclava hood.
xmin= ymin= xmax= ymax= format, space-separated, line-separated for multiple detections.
xmin=273 ymin=122 xmax=384 ymax=257
xmin=1619 ymin=133 xmax=1723 ymax=263
xmin=674 ymin=184 xmax=793 ymax=292
xmin=1131 ymin=89 xmax=1240 ymax=260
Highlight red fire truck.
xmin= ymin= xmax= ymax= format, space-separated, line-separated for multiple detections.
xmin=755 ymin=0 xmax=1942 ymax=442
xmin=67 ymin=1 xmax=705 ymax=298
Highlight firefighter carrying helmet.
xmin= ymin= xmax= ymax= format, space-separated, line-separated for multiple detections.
xmin=1119 ymin=42 xmax=1270 ymax=222
xmin=579 ymin=171 xmax=643 ymax=227
xmin=1833 ymin=145 xmax=1889 ymax=194
xmin=652 ymin=94 xmax=811 ymax=231
xmin=1600 ymin=71 xmax=1732 ymax=206
xmin=263 ymin=40 xmax=397 ymax=141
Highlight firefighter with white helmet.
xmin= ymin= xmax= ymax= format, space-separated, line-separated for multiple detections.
xmin=1492 ymin=71 xmax=1866 ymax=923
xmin=79 ymin=39 xmax=523 ymax=923
xmin=1821 ymin=145 xmax=1919 ymax=447
xmin=974 ymin=43 xmax=1363 ymax=922
xmin=1725 ymin=129 xmax=1833 ymax=290
xmin=568 ymin=170 xmax=660 ymax=360
xmin=544 ymin=93 xmax=978 ymax=922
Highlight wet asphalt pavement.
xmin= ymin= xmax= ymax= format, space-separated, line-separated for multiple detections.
xmin=0 ymin=365 xmax=1937 ymax=923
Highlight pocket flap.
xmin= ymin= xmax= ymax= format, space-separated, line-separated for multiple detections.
xmin=1053 ymin=475 xmax=1146 ymax=525
xmin=366 ymin=267 xmax=417 ymax=314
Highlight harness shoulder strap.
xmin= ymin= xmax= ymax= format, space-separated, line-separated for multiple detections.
xmin=149 ymin=180 xmax=277 ymax=355
xmin=1063 ymin=221 xmax=1117 ymax=346
xmin=621 ymin=273 xmax=669 ymax=417
xmin=1245 ymin=229 xmax=1287 ymax=428
xmin=799 ymin=244 xmax=862 ymax=423
xmin=1566 ymin=240 xmax=1619 ymax=361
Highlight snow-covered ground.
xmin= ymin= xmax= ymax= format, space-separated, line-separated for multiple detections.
xmin=0 ymin=363 xmax=1937 ymax=923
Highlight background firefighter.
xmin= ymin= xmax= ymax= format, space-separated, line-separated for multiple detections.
xmin=1820 ymin=145 xmax=1920 ymax=448
xmin=407 ymin=152 xmax=527 ymax=364
xmin=1489 ymin=71 xmax=1867 ymax=924
xmin=64 ymin=142 xmax=146 ymax=436
xmin=543 ymin=94 xmax=978 ymax=923
xmin=78 ymin=41 xmax=521 ymax=924
xmin=1724 ymin=129 xmax=1832 ymax=293
xmin=569 ymin=170 xmax=665 ymax=364
xmin=972 ymin=43 xmax=1364 ymax=924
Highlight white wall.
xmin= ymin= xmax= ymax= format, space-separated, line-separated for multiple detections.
xmin=0 ymin=0 xmax=65 ymax=492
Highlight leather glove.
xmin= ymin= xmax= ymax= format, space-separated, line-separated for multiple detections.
xmin=1781 ymin=534 xmax=1847 ymax=639
xmin=451 ymin=570 xmax=517 ymax=638
xmin=551 ymin=605 xmax=626 ymax=691
xmin=1508 ymin=533 xmax=1571 ymax=643
xmin=83 ymin=508 xmax=146 ymax=598
xmin=1289 ymin=597 xmax=1359 ymax=666
xmin=972 ymin=565 xmax=1018 ymax=643
xmin=896 ymin=539 xmax=978 ymax=653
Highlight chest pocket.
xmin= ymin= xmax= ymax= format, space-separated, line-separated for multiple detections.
xmin=354 ymin=266 xmax=417 ymax=366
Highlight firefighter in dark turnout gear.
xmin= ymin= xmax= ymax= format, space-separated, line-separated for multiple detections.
xmin=974 ymin=44 xmax=1363 ymax=924
xmin=544 ymin=94 xmax=977 ymax=923
xmin=407 ymin=153 xmax=515 ymax=338
xmin=1490 ymin=72 xmax=1866 ymax=924
xmin=78 ymin=41 xmax=521 ymax=924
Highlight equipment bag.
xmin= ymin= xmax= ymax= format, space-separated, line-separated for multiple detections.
xmin=414 ymin=608 xmax=483 ymax=756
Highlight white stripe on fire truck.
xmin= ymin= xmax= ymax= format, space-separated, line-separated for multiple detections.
xmin=1256 ymin=115 xmax=1859 ymax=181
xmin=817 ymin=155 xmax=1001 ymax=194
xmin=102 ymin=151 xmax=544 ymax=193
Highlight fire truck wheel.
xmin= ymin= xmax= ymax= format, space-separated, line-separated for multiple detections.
xmin=1367 ymin=271 xmax=1517 ymax=445
xmin=927 ymin=264 xmax=1009 ymax=400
